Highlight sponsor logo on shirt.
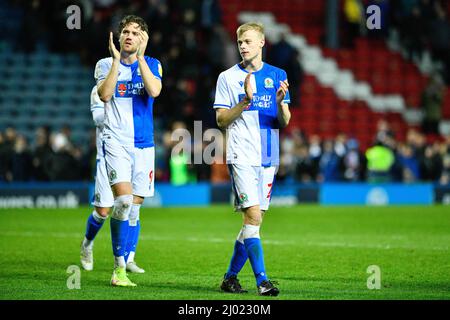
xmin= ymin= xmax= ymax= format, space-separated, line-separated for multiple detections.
xmin=238 ymin=94 xmax=273 ymax=109
xmin=117 ymin=83 xmax=127 ymax=96
xmin=116 ymin=81 xmax=146 ymax=97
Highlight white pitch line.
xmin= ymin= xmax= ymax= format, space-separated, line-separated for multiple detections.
xmin=0 ymin=231 xmax=448 ymax=251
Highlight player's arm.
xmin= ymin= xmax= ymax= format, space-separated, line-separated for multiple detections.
xmin=216 ymin=73 xmax=252 ymax=130
xmin=216 ymin=100 xmax=250 ymax=129
xmin=90 ymin=86 xmax=105 ymax=128
xmin=97 ymin=32 xmax=120 ymax=102
xmin=276 ymin=80 xmax=291 ymax=128
xmin=137 ymin=31 xmax=162 ymax=98
xmin=92 ymin=108 xmax=105 ymax=128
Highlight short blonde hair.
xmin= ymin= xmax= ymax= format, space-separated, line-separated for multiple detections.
xmin=236 ymin=22 xmax=265 ymax=38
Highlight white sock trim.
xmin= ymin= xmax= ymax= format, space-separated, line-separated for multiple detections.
xmin=127 ymin=251 xmax=135 ymax=263
xmin=83 ymin=237 xmax=93 ymax=248
xmin=114 ymin=256 xmax=126 ymax=268
xmin=236 ymin=226 xmax=245 ymax=244
xmin=112 ymin=195 xmax=133 ymax=221
xmin=129 ymin=204 xmax=141 ymax=226
xmin=92 ymin=210 xmax=107 ymax=223
xmin=242 ymin=224 xmax=260 ymax=239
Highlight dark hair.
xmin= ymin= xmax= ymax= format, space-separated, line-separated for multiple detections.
xmin=117 ymin=15 xmax=149 ymax=35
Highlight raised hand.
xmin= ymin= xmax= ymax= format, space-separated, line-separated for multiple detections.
xmin=244 ymin=72 xmax=253 ymax=103
xmin=109 ymin=32 xmax=120 ymax=61
xmin=276 ymin=80 xmax=289 ymax=105
xmin=136 ymin=30 xmax=149 ymax=58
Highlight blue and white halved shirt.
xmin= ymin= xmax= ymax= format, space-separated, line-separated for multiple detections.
xmin=213 ymin=62 xmax=290 ymax=167
xmin=94 ymin=56 xmax=162 ymax=148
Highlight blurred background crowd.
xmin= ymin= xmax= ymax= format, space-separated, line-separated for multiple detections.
xmin=0 ymin=0 xmax=449 ymax=185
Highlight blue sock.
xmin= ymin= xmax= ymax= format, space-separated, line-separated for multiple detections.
xmin=85 ymin=211 xmax=105 ymax=241
xmin=125 ymin=220 xmax=140 ymax=263
xmin=110 ymin=218 xmax=129 ymax=257
xmin=244 ymin=238 xmax=268 ymax=286
xmin=225 ymin=240 xmax=248 ymax=279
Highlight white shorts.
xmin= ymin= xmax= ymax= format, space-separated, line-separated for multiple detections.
xmin=228 ymin=164 xmax=277 ymax=212
xmin=92 ymin=156 xmax=115 ymax=208
xmin=103 ymin=139 xmax=155 ymax=198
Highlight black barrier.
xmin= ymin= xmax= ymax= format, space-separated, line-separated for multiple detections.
xmin=211 ymin=183 xmax=320 ymax=204
xmin=297 ymin=184 xmax=320 ymax=203
xmin=210 ymin=183 xmax=232 ymax=204
xmin=0 ymin=183 xmax=91 ymax=208
xmin=1 ymin=182 xmax=447 ymax=208
xmin=434 ymin=185 xmax=450 ymax=204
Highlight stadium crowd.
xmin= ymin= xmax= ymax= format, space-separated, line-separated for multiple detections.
xmin=343 ymin=0 xmax=450 ymax=84
xmin=277 ymin=120 xmax=450 ymax=185
xmin=1 ymin=0 xmax=449 ymax=185
xmin=0 ymin=126 xmax=94 ymax=182
xmin=1 ymin=121 xmax=449 ymax=185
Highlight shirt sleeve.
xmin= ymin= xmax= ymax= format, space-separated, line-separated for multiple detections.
xmin=94 ymin=58 xmax=111 ymax=84
xmin=90 ymin=86 xmax=105 ymax=128
xmin=213 ymin=72 xmax=231 ymax=109
xmin=147 ymin=57 xmax=163 ymax=81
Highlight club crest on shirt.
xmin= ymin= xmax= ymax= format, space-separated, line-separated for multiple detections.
xmin=239 ymin=193 xmax=248 ymax=204
xmin=109 ymin=169 xmax=117 ymax=182
xmin=264 ymin=77 xmax=274 ymax=88
xmin=117 ymin=83 xmax=127 ymax=96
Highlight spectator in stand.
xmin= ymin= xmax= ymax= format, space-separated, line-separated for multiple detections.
xmin=294 ymin=144 xmax=316 ymax=183
xmin=31 ymin=126 xmax=53 ymax=181
xmin=318 ymin=139 xmax=342 ymax=182
xmin=308 ymin=134 xmax=322 ymax=180
xmin=343 ymin=0 xmax=363 ymax=48
xmin=420 ymin=143 xmax=443 ymax=181
xmin=10 ymin=134 xmax=32 ymax=181
xmin=400 ymin=6 xmax=426 ymax=61
xmin=268 ymin=34 xmax=296 ymax=69
xmin=0 ymin=132 xmax=8 ymax=182
xmin=278 ymin=133 xmax=296 ymax=183
xmin=397 ymin=143 xmax=421 ymax=182
xmin=0 ymin=127 xmax=18 ymax=182
xmin=343 ymin=138 xmax=365 ymax=181
xmin=200 ymin=0 xmax=222 ymax=28
xmin=439 ymin=148 xmax=450 ymax=185
xmin=365 ymin=140 xmax=395 ymax=183
xmin=406 ymin=128 xmax=426 ymax=156
xmin=163 ymin=121 xmax=197 ymax=185
xmin=285 ymin=49 xmax=303 ymax=106
xmin=421 ymin=74 xmax=445 ymax=134
xmin=334 ymin=133 xmax=347 ymax=158
xmin=47 ymin=131 xmax=81 ymax=181
xmin=366 ymin=0 xmax=391 ymax=39
xmin=428 ymin=3 xmax=450 ymax=84
xmin=375 ymin=119 xmax=396 ymax=147
xmin=268 ymin=35 xmax=303 ymax=106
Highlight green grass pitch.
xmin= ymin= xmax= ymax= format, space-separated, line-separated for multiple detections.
xmin=0 ymin=205 xmax=449 ymax=300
